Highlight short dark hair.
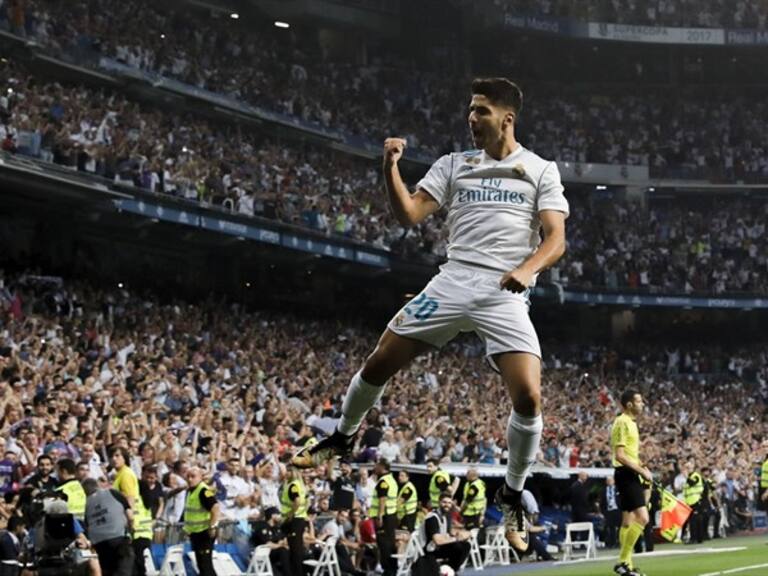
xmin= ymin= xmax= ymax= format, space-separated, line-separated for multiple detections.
xmin=377 ymin=457 xmax=390 ymax=471
xmin=109 ymin=446 xmax=130 ymax=461
xmin=472 ymin=77 xmax=523 ymax=115
xmin=8 ymin=516 xmax=25 ymax=532
xmin=620 ymin=389 xmax=640 ymax=408
xmin=57 ymin=458 xmax=76 ymax=475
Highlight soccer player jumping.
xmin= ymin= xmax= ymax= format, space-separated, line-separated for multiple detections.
xmin=293 ymin=78 xmax=569 ymax=552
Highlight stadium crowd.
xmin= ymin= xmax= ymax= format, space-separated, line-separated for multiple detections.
xmin=4 ymin=57 xmax=768 ymax=296
xmin=0 ymin=270 xmax=764 ymax=544
xmin=548 ymin=195 xmax=768 ymax=294
xmin=3 ymin=0 xmax=768 ymax=183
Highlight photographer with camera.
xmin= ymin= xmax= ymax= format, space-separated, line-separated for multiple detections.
xmin=26 ymin=499 xmax=100 ymax=576
xmin=82 ymin=479 xmax=133 ymax=576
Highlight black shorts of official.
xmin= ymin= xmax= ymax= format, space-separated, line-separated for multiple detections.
xmin=615 ymin=467 xmax=646 ymax=512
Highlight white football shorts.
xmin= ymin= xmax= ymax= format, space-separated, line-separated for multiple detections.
xmin=387 ymin=260 xmax=541 ymax=370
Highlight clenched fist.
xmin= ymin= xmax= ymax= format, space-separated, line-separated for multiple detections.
xmin=383 ymin=137 xmax=407 ymax=167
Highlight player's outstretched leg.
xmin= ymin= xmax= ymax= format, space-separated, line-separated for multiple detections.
xmin=494 ymin=351 xmax=542 ymax=553
xmin=292 ymin=329 xmax=430 ymax=468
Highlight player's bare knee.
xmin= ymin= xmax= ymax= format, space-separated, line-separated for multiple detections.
xmin=360 ymin=349 xmax=390 ymax=386
xmin=511 ymin=385 xmax=541 ymax=416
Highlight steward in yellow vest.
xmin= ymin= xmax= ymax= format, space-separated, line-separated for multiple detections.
xmin=461 ymin=468 xmax=486 ymax=529
xmin=281 ymin=466 xmax=309 ymax=576
xmin=373 ymin=458 xmax=398 ymax=576
xmin=55 ymin=459 xmax=86 ymax=520
xmin=397 ymin=470 xmax=418 ymax=531
xmin=427 ymin=459 xmax=456 ymax=509
xmin=759 ymin=456 xmax=768 ymax=512
xmin=184 ymin=467 xmax=220 ymax=576
xmin=684 ymin=470 xmax=705 ymax=544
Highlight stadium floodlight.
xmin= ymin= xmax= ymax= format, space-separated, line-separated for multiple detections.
xmin=274 ymin=21 xmax=290 ymax=29
xmin=230 ymin=12 xmax=239 ymax=19
xmin=595 ymin=185 xmax=607 ymax=190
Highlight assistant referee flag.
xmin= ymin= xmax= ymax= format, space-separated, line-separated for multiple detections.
xmin=659 ymin=488 xmax=692 ymax=542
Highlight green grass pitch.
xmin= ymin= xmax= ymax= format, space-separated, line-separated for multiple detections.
xmin=508 ymin=535 xmax=768 ymax=576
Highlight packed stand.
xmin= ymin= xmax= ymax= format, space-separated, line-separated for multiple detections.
xmin=549 ymin=194 xmax=768 ymax=294
xmin=0 ymin=271 xmax=764 ymax=555
xmin=0 ymin=59 xmax=448 ymax=262
xmin=5 ymin=58 xmax=768 ymax=296
xmin=3 ymin=1 xmax=768 ymax=182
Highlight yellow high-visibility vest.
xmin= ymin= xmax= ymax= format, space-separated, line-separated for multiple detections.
xmin=429 ymin=470 xmax=451 ymax=508
xmin=463 ymin=479 xmax=487 ymax=516
xmin=371 ymin=473 xmax=398 ymax=518
xmin=683 ymin=472 xmax=704 ymax=506
xmin=183 ymin=482 xmax=213 ymax=534
xmin=133 ymin=495 xmax=154 ymax=540
xmin=56 ymin=479 xmax=86 ymax=519
xmin=397 ymin=481 xmax=418 ymax=519
xmin=280 ymin=478 xmax=308 ymax=520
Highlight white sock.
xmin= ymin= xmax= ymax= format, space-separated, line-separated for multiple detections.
xmin=505 ymin=410 xmax=543 ymax=491
xmin=337 ymin=371 xmax=385 ymax=436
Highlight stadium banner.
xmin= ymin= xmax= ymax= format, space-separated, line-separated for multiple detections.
xmin=114 ymin=199 xmax=199 ymax=227
xmin=726 ymin=29 xmax=768 ymax=45
xmin=561 ymin=290 xmax=768 ymax=309
xmin=500 ymin=13 xmax=589 ymax=37
xmin=113 ymin=199 xmax=388 ymax=266
xmin=587 ymin=22 xmax=725 ymax=45
xmin=659 ymin=489 xmax=692 ymax=541
xmin=281 ymin=233 xmax=357 ymax=262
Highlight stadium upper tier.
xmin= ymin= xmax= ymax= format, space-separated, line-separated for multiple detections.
xmin=476 ymin=0 xmax=768 ymax=29
xmin=4 ymin=0 xmax=768 ymax=183
xmin=2 ymin=57 xmax=767 ymax=297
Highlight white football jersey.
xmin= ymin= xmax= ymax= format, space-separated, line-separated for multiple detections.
xmin=417 ymin=146 xmax=569 ymax=281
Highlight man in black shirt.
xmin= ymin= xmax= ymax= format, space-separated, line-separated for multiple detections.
xmin=251 ymin=507 xmax=291 ymax=576
xmin=328 ymin=460 xmax=355 ymax=511
xmin=568 ymin=472 xmax=591 ymax=522
xmin=22 ymin=455 xmax=56 ymax=492
xmin=422 ymin=492 xmax=470 ymax=571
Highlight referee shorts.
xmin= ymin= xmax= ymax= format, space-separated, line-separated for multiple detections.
xmin=614 ymin=467 xmax=646 ymax=512
xmin=387 ymin=260 xmax=541 ymax=371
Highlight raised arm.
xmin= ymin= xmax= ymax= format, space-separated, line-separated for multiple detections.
xmin=383 ymin=138 xmax=440 ymax=227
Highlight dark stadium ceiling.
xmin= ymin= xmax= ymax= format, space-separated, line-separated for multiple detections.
xmin=183 ymin=0 xmax=401 ymax=34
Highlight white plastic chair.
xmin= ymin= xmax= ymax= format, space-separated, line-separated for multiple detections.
xmin=562 ymin=521 xmax=597 ymax=561
xmin=159 ymin=544 xmax=186 ymax=576
xmin=466 ymin=528 xmax=484 ymax=570
xmin=213 ymin=551 xmax=245 ymax=575
xmin=144 ymin=547 xmax=159 ymax=576
xmin=246 ymin=546 xmax=274 ymax=576
xmin=303 ymin=536 xmax=341 ymax=576
xmin=393 ymin=530 xmax=425 ymax=576
xmin=480 ymin=525 xmax=518 ymax=566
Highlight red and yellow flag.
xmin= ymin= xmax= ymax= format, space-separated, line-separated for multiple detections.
xmin=659 ymin=489 xmax=692 ymax=542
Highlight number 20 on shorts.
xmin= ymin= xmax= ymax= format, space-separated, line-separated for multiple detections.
xmin=405 ymin=293 xmax=439 ymax=320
